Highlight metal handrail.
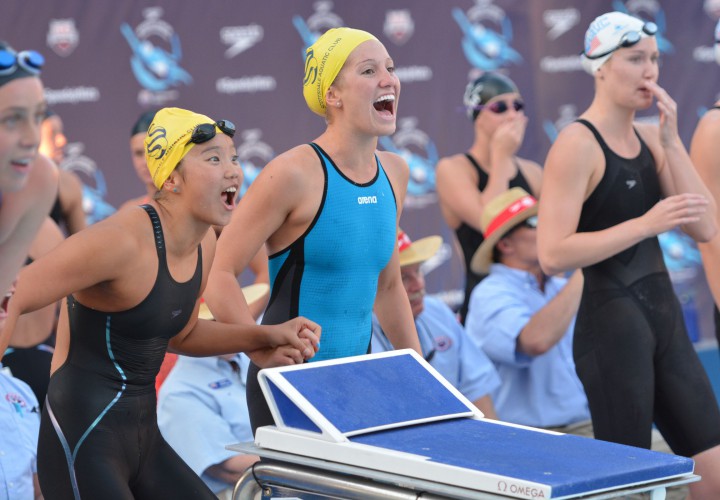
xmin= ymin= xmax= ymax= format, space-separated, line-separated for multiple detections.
xmin=233 ymin=461 xmax=452 ymax=500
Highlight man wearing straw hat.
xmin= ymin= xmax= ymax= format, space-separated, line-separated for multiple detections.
xmin=157 ymin=284 xmax=269 ymax=500
xmin=465 ymin=188 xmax=590 ymax=435
xmin=372 ymin=228 xmax=500 ymax=418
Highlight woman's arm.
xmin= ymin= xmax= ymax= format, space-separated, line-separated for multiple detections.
xmin=1 ymin=213 xmax=137 ymax=357
xmin=167 ymin=313 xmax=320 ymax=363
xmin=538 ymin=123 xmax=638 ymax=274
xmin=374 ymin=151 xmax=421 ymax=354
xmin=641 ymin=81 xmax=716 ymax=242
xmin=435 ymin=116 xmax=536 ymax=232
xmin=245 ymin=246 xmax=269 ymax=320
xmin=204 ymin=148 xmax=311 ymax=327
xmin=691 ymin=107 xmax=720 ymax=307
xmin=538 ymin=121 xmax=709 ymax=276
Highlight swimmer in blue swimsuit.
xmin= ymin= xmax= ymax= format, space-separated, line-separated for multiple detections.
xmin=204 ymin=27 xmax=422 ymax=434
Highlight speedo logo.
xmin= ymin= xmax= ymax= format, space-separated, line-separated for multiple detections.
xmin=358 ymin=196 xmax=378 ymax=205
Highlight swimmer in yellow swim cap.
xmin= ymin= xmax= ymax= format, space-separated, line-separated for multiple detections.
xmin=205 ymin=26 xmax=422 ymax=435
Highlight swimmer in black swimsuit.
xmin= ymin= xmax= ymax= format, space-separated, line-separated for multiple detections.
xmin=1 ymin=107 xmax=320 ymax=499
xmin=538 ymin=12 xmax=720 ymax=498
xmin=435 ymin=72 xmax=542 ymax=323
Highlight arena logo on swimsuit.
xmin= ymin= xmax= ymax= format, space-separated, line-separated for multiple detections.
xmin=357 ymin=196 xmax=378 ymax=204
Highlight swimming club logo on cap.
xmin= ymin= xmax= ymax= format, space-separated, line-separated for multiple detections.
xmin=144 ymin=107 xmax=214 ymax=190
xmin=146 ymin=124 xmax=168 ymax=161
xmin=470 ymin=187 xmax=538 ymax=274
xmin=581 ymin=12 xmax=648 ymax=75
xmin=397 ymin=228 xmax=442 ymax=267
xmin=462 ymin=72 xmax=519 ymax=121
xmin=302 ymin=27 xmax=378 ymax=116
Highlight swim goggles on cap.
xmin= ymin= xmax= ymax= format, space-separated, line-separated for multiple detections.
xmin=0 ymin=48 xmax=44 ymax=76
xmin=474 ymin=99 xmax=524 ymax=115
xmin=584 ymin=22 xmax=658 ymax=60
xmin=190 ymin=120 xmax=236 ymax=144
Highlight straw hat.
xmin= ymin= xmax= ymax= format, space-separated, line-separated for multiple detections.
xmin=470 ymin=187 xmax=538 ymax=275
xmin=397 ymin=228 xmax=443 ymax=267
xmin=198 ymin=283 xmax=270 ymax=320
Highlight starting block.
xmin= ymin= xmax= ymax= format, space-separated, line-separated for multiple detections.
xmin=230 ymin=350 xmax=698 ymax=499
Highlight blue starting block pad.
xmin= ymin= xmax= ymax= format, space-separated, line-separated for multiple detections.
xmin=233 ymin=350 xmax=697 ymax=499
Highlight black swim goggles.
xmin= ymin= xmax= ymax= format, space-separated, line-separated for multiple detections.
xmin=475 ymin=99 xmax=524 ymax=115
xmin=0 ymin=48 xmax=44 ymax=76
xmin=189 ymin=120 xmax=236 ymax=144
xmin=583 ymin=22 xmax=658 ymax=60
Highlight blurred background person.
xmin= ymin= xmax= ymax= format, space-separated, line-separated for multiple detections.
xmin=0 ymin=41 xmax=57 ymax=326
xmin=39 ymin=108 xmax=85 ymax=235
xmin=435 ymin=72 xmax=542 ymax=324
xmin=0 ymin=39 xmax=52 ymax=500
xmin=0 ymin=365 xmax=42 ymax=499
xmin=465 ymin=188 xmax=590 ymax=435
xmin=120 ymin=109 xmax=158 ymax=210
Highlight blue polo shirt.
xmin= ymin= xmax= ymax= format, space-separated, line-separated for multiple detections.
xmin=372 ymin=296 xmax=500 ymax=405
xmin=157 ymin=354 xmax=253 ymax=494
xmin=466 ymin=264 xmax=590 ymax=428
xmin=0 ymin=365 xmax=40 ymax=500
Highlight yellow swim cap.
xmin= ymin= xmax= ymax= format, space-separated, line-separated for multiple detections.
xmin=145 ymin=107 xmax=217 ymax=190
xmin=302 ymin=27 xmax=378 ymax=116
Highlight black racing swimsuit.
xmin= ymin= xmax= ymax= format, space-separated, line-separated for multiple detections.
xmin=455 ymin=153 xmax=532 ymax=323
xmin=573 ymin=119 xmax=720 ymax=457
xmin=37 ymin=205 xmax=214 ymax=499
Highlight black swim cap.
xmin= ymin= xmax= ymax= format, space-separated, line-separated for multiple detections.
xmin=463 ymin=72 xmax=519 ymax=121
xmin=0 ymin=41 xmax=43 ymax=88
xmin=130 ymin=109 xmax=158 ymax=137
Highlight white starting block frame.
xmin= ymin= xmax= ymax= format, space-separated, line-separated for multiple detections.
xmin=230 ymin=350 xmax=698 ymax=499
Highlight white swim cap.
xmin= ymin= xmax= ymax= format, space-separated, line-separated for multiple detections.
xmin=581 ymin=12 xmax=655 ymax=75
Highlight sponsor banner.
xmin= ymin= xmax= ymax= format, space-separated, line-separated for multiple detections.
xmin=2 ymin=0 xmax=718 ymax=328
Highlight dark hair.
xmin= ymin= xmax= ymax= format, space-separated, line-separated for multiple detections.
xmin=463 ymin=72 xmax=519 ymax=121
xmin=131 ymin=110 xmax=158 ymax=137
